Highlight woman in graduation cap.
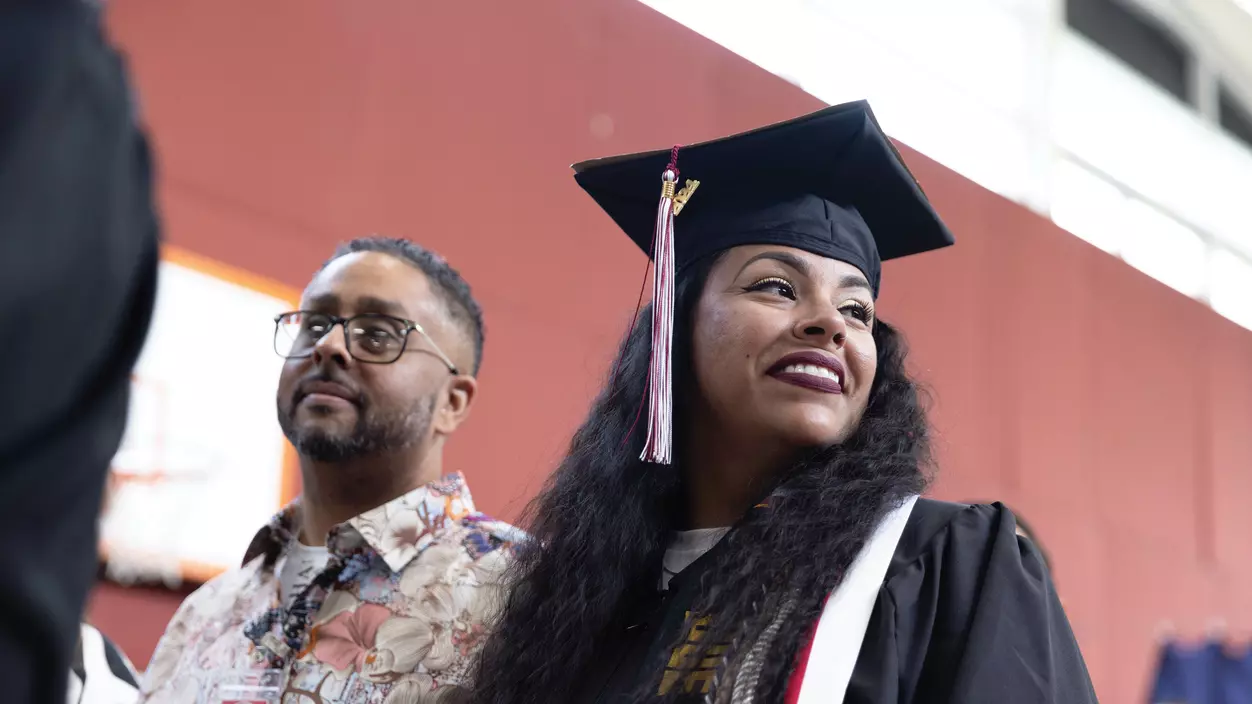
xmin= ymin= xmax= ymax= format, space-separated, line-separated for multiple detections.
xmin=472 ymin=101 xmax=1097 ymax=704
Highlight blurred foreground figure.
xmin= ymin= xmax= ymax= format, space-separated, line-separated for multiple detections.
xmin=0 ymin=3 xmax=159 ymax=704
xmin=141 ymin=238 xmax=520 ymax=703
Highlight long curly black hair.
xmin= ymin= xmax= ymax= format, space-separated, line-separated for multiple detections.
xmin=472 ymin=252 xmax=933 ymax=703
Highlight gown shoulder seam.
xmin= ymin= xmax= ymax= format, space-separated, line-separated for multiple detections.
xmin=884 ymin=500 xmax=996 ymax=585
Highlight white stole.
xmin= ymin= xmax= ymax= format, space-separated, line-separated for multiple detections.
xmin=795 ymin=495 xmax=918 ymax=704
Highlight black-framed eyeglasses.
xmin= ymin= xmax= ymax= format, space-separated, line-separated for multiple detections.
xmin=273 ymin=311 xmax=458 ymax=373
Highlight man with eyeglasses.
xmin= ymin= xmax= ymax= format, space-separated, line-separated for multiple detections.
xmin=140 ymin=237 xmax=522 ymax=704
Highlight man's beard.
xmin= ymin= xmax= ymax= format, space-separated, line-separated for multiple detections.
xmin=278 ymin=394 xmax=436 ymax=463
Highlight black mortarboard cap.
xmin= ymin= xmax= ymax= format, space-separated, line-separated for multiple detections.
xmin=570 ymin=100 xmax=954 ymax=465
xmin=572 ymin=100 xmax=954 ymax=298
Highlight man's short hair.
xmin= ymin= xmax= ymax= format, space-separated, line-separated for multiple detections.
xmin=325 ymin=236 xmax=484 ymax=375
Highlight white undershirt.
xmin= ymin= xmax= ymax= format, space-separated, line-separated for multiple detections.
xmin=280 ymin=540 xmax=332 ymax=608
xmin=660 ymin=527 xmax=730 ymax=590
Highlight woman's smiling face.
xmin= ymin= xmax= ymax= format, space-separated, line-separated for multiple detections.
xmin=688 ymin=244 xmax=878 ymax=449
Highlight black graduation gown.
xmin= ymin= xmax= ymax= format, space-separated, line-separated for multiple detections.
xmin=0 ymin=4 xmax=159 ymax=703
xmin=577 ymin=500 xmax=1098 ymax=703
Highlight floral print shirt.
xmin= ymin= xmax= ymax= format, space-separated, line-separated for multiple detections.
xmin=139 ymin=473 xmax=523 ymax=704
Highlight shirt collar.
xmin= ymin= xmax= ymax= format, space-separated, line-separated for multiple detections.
xmin=243 ymin=472 xmax=477 ymax=573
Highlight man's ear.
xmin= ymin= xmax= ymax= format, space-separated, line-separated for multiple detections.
xmin=433 ymin=374 xmax=478 ymax=435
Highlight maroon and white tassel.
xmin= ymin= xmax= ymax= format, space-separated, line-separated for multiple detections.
xmin=640 ymin=152 xmax=681 ymax=465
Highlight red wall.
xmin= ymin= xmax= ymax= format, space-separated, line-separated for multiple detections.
xmin=93 ymin=1 xmax=1252 ymax=701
